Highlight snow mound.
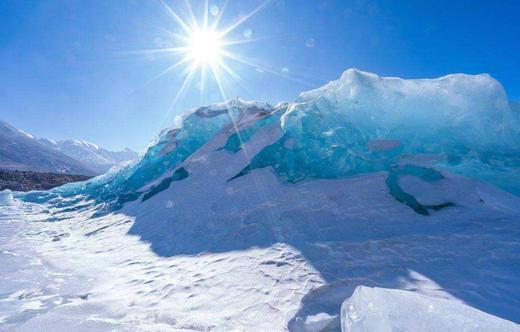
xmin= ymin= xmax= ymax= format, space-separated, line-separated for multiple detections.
xmin=0 ymin=190 xmax=15 ymax=206
xmin=341 ymin=286 xmax=519 ymax=332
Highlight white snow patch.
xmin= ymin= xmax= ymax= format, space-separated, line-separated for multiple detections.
xmin=292 ymin=312 xmax=338 ymax=332
xmin=17 ymin=129 xmax=34 ymax=139
xmin=0 ymin=190 xmax=15 ymax=206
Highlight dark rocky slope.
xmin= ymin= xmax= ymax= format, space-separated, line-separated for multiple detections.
xmin=0 ymin=169 xmax=91 ymax=191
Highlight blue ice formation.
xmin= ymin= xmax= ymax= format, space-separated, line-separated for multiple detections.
xmin=228 ymin=70 xmax=520 ymax=196
xmin=233 ymin=70 xmax=519 ymax=183
xmin=17 ymin=69 xmax=520 ymax=208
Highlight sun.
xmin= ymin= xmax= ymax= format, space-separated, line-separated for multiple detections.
xmin=187 ymin=29 xmax=222 ymax=65
xmin=132 ymin=0 xmax=287 ymax=125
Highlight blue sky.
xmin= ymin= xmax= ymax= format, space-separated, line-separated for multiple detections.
xmin=0 ymin=0 xmax=518 ymax=151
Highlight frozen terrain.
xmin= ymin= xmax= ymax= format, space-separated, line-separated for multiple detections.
xmin=341 ymin=286 xmax=519 ymax=332
xmin=1 ymin=69 xmax=520 ymax=331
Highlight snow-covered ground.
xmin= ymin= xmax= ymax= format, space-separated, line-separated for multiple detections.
xmin=0 ymin=203 xmax=320 ymax=331
xmin=1 ymin=69 xmax=520 ymax=331
xmin=2 ymin=169 xmax=519 ymax=330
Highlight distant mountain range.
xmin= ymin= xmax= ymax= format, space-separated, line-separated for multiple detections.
xmin=0 ymin=120 xmax=138 ymax=176
xmin=39 ymin=138 xmax=138 ymax=174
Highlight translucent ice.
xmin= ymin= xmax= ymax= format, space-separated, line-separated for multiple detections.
xmin=231 ymin=69 xmax=520 ymax=190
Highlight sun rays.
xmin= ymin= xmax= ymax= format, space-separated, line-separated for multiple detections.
xmin=122 ymin=0 xmax=321 ymax=131
xmin=134 ymin=0 xmax=270 ymax=118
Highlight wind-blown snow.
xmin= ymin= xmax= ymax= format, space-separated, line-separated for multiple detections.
xmin=2 ymin=69 xmax=520 ymax=331
xmin=341 ymin=286 xmax=519 ymax=332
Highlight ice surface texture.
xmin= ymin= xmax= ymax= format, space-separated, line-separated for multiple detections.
xmin=341 ymin=286 xmax=519 ymax=332
xmin=236 ymin=69 xmax=520 ymax=187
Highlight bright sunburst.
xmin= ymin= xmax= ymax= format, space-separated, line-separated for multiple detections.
xmin=130 ymin=0 xmax=309 ymax=131
xmin=134 ymin=0 xmax=275 ymax=122
xmin=187 ymin=29 xmax=222 ymax=65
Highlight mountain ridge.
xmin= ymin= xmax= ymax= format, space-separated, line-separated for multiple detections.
xmin=0 ymin=120 xmax=138 ymax=176
xmin=0 ymin=120 xmax=96 ymax=176
xmin=38 ymin=137 xmax=138 ymax=173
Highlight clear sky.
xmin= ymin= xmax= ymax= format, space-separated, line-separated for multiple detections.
xmin=1 ymin=0 xmax=518 ymax=151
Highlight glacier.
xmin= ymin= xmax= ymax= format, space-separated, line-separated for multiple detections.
xmin=1 ymin=69 xmax=520 ymax=331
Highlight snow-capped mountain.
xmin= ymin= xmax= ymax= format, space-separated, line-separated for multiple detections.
xmin=0 ymin=120 xmax=96 ymax=176
xmin=0 ymin=119 xmax=138 ymax=176
xmin=1 ymin=69 xmax=520 ymax=331
xmin=39 ymin=138 xmax=138 ymax=174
